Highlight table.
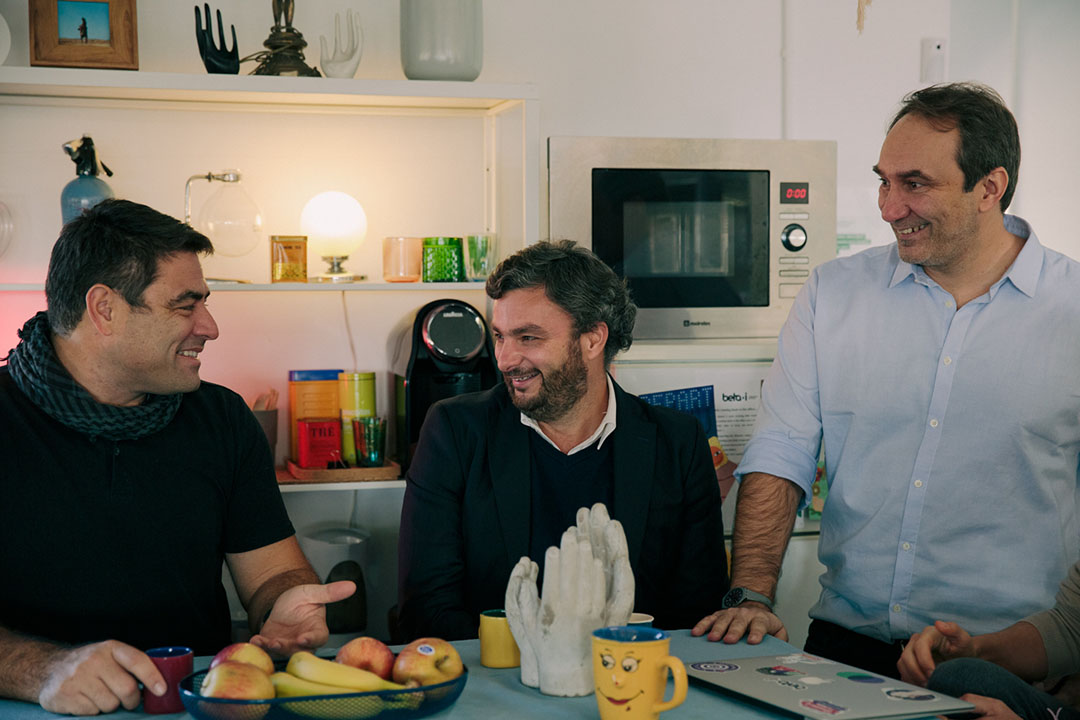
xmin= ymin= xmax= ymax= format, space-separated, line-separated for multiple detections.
xmin=0 ymin=633 xmax=795 ymax=719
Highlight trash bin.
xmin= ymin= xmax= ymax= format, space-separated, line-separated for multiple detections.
xmin=298 ymin=525 xmax=370 ymax=633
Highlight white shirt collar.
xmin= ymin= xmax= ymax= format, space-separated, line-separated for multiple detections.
xmin=520 ymin=374 xmax=618 ymax=455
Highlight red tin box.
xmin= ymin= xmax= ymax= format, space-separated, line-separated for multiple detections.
xmin=297 ymin=417 xmax=343 ymax=469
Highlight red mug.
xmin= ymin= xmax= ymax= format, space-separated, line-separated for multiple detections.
xmin=143 ymin=646 xmax=193 ymax=714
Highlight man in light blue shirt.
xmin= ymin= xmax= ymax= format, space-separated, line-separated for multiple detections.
xmin=692 ymin=82 xmax=1080 ymax=679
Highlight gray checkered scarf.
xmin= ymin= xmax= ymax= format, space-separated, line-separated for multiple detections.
xmin=5 ymin=312 xmax=182 ymax=440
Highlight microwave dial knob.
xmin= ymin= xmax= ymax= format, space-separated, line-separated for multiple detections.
xmin=781 ymin=223 xmax=807 ymax=252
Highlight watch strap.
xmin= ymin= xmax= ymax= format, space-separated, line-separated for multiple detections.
xmin=723 ymin=586 xmax=774 ymax=611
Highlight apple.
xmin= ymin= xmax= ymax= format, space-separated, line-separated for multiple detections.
xmin=209 ymin=642 xmax=275 ymax=676
xmin=199 ymin=660 xmax=275 ymax=700
xmin=392 ymin=638 xmax=464 ymax=686
xmin=335 ymin=636 xmax=396 ymax=680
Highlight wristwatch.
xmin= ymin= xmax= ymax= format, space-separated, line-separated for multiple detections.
xmin=721 ymin=586 xmax=774 ymax=611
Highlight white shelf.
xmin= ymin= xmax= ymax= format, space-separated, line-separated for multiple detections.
xmin=0 ymin=282 xmax=488 ymax=292
xmin=279 ymin=480 xmax=405 ymax=493
xmin=0 ymin=66 xmax=538 ymax=112
xmin=615 ymin=338 xmax=778 ymax=364
xmin=208 ymin=281 xmax=488 ymax=292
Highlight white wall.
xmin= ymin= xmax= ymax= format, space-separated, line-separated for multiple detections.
xmin=952 ymin=0 xmax=1080 ymax=258
xmin=3 ymin=1 xmax=1076 ymax=250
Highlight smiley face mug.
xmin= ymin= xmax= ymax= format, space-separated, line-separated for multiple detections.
xmin=592 ymin=627 xmax=687 ymax=720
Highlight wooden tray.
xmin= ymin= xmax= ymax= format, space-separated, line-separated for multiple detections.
xmin=280 ymin=460 xmax=401 ymax=483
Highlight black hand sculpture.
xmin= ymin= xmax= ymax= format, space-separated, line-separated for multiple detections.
xmin=195 ymin=3 xmax=239 ymax=74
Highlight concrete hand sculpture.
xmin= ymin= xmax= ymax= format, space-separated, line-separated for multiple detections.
xmin=505 ymin=503 xmax=634 ymax=696
xmin=319 ymin=9 xmax=363 ymax=79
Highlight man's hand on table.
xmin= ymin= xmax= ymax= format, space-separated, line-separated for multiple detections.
xmin=896 ymin=620 xmax=976 ymax=686
xmin=38 ymin=640 xmax=165 ymax=716
xmin=250 ymin=580 xmax=356 ymax=657
xmin=691 ymin=602 xmax=788 ymax=644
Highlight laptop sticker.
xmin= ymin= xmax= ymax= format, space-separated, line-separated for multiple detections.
xmin=756 ymin=665 xmax=805 ymax=676
xmin=838 ymin=672 xmax=885 ymax=684
xmin=802 ymin=699 xmax=848 ymax=714
xmin=779 ymin=653 xmax=836 ymax=665
xmin=883 ymin=688 xmax=937 ymax=701
xmin=688 ymin=661 xmax=739 ymax=673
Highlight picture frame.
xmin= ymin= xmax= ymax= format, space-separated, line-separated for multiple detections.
xmin=29 ymin=0 xmax=138 ymax=70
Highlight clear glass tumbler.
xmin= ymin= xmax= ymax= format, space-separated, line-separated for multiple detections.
xmin=465 ymin=233 xmax=497 ymax=281
xmin=353 ymin=416 xmax=387 ymax=467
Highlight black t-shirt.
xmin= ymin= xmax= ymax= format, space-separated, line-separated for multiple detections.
xmin=0 ymin=368 xmax=295 ymax=655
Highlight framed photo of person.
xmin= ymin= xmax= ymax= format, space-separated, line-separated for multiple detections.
xmin=29 ymin=0 xmax=138 ymax=69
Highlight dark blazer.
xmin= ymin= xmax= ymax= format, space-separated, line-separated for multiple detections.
xmin=397 ymin=379 xmax=729 ymax=641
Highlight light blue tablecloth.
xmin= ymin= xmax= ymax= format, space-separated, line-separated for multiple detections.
xmin=0 ymin=632 xmax=793 ymax=719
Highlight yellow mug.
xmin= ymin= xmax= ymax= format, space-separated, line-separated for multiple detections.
xmin=479 ymin=609 xmax=520 ymax=668
xmin=592 ymin=627 xmax=687 ymax=720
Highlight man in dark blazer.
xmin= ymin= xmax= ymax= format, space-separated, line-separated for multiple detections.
xmin=397 ymin=240 xmax=729 ymax=641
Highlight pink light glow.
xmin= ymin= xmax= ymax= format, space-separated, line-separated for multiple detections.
xmin=0 ymin=292 xmax=46 ymax=359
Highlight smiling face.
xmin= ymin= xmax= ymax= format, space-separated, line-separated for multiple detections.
xmin=491 ymin=285 xmax=592 ymax=423
xmin=595 ymin=644 xmax=646 ymax=711
xmin=875 ymin=113 xmax=983 ymax=274
xmin=106 ymin=252 xmax=219 ymax=403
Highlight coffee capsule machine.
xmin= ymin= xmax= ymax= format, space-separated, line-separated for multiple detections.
xmin=391 ymin=299 xmax=499 ymax=472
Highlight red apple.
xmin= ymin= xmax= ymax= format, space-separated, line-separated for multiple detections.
xmin=392 ymin=638 xmax=464 ymax=686
xmin=209 ymin=642 xmax=275 ymax=676
xmin=335 ymin=636 xmax=395 ymax=680
xmin=200 ymin=660 xmax=275 ymax=700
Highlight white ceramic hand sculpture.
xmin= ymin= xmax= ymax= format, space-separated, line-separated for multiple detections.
xmin=319 ymin=9 xmax=363 ymax=79
xmin=505 ymin=503 xmax=634 ymax=697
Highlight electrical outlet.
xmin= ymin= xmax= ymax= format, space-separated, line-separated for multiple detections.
xmin=920 ymin=38 xmax=947 ymax=83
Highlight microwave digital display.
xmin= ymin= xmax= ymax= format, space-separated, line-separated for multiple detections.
xmin=780 ymin=182 xmax=810 ymax=204
xmin=591 ymin=168 xmax=770 ymax=309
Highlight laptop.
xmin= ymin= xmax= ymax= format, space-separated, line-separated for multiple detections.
xmin=686 ymin=653 xmax=974 ymax=720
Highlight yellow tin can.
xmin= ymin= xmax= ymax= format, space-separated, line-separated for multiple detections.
xmin=272 ymin=235 xmax=308 ymax=282
xmin=339 ymin=372 xmax=376 ymax=466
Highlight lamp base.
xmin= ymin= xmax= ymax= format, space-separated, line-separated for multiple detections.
xmin=310 ymin=273 xmax=367 ymax=283
xmin=313 ymin=255 xmax=364 ymax=283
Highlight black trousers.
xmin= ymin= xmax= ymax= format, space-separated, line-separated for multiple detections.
xmin=804 ymin=619 xmax=906 ymax=679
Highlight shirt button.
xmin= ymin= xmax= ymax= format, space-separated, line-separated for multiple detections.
xmin=943 ymin=356 xmax=952 ymax=365
xmin=945 ymin=300 xmax=954 ymax=308
xmin=914 ymin=480 xmax=924 ymax=488
xmin=929 ymin=419 xmax=939 ymax=427
xmin=892 ymin=604 xmax=902 ymax=613
xmin=902 ymin=542 xmax=911 ymax=551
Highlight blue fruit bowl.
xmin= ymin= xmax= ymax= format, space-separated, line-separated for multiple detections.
xmin=179 ymin=664 xmax=468 ymax=720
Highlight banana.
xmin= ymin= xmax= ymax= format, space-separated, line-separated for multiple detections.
xmin=271 ymin=671 xmax=357 ymax=698
xmin=286 ymin=652 xmax=407 ymax=693
xmin=271 ymin=672 xmax=385 ymax=720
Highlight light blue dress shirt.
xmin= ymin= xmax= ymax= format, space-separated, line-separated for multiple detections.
xmin=738 ymin=215 xmax=1080 ymax=642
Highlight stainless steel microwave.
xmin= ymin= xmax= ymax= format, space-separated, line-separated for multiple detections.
xmin=548 ymin=136 xmax=837 ymax=340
